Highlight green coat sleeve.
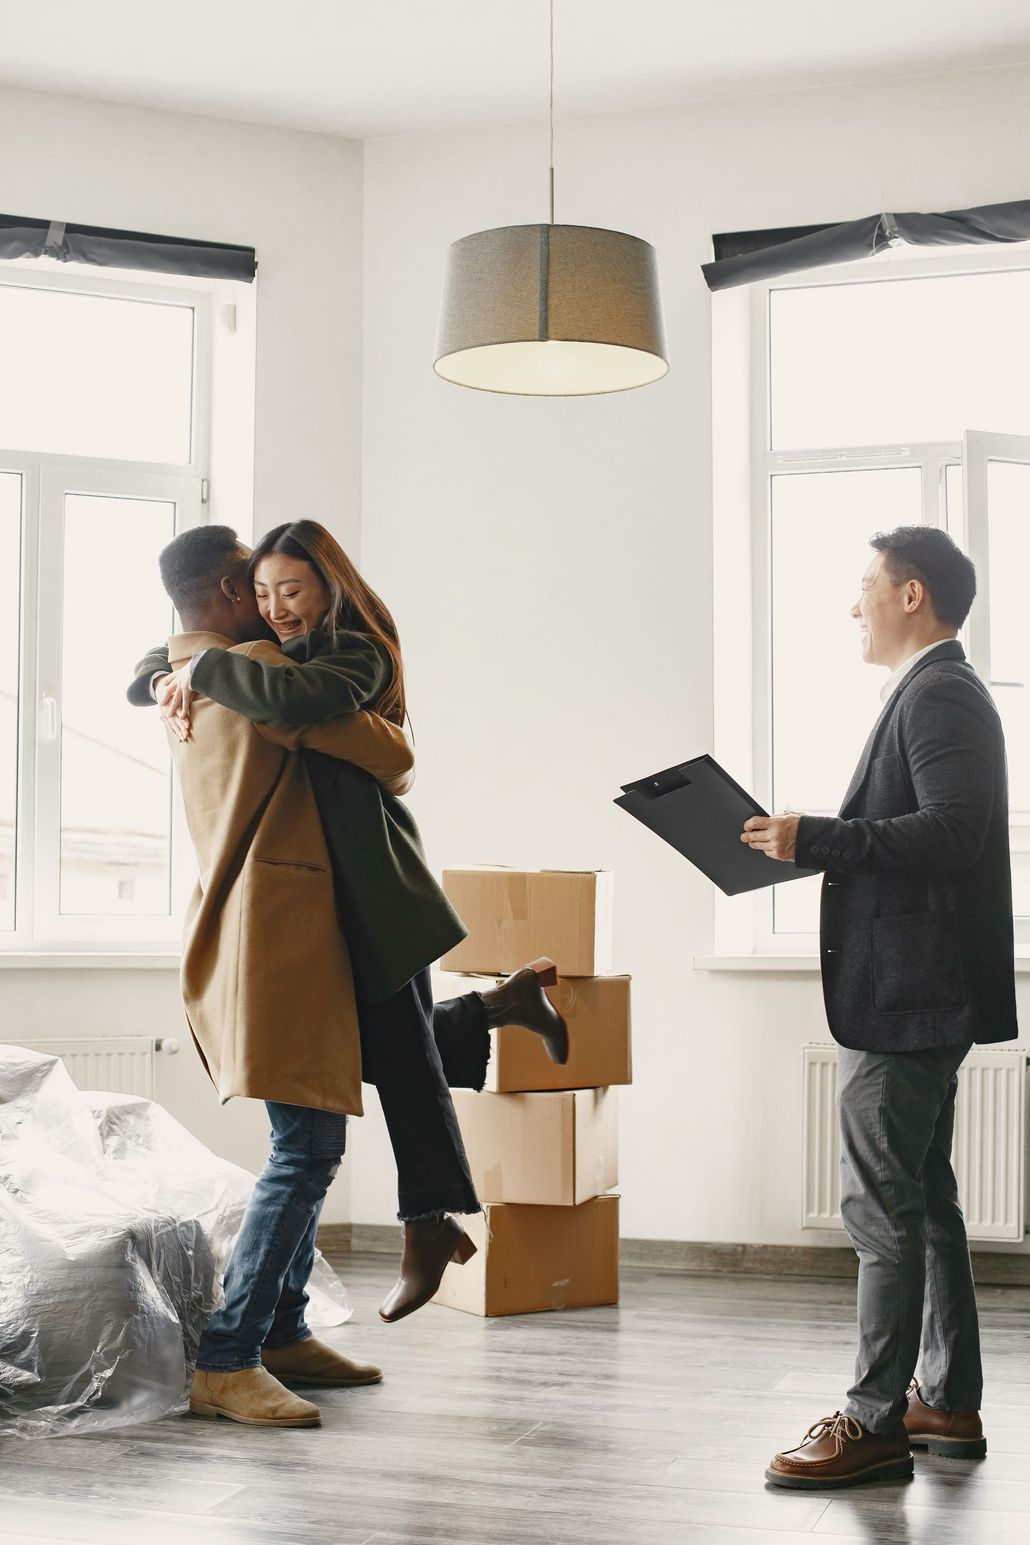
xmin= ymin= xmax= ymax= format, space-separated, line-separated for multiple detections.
xmin=190 ymin=631 xmax=391 ymax=728
xmin=125 ymin=644 xmax=172 ymax=707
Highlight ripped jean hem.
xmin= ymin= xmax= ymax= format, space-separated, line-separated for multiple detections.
xmin=397 ymin=1200 xmax=483 ymax=1223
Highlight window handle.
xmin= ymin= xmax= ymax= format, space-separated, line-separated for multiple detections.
xmin=42 ymin=692 xmax=58 ymax=741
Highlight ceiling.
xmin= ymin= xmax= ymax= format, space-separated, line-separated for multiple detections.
xmin=1 ymin=1 xmax=1029 ymax=140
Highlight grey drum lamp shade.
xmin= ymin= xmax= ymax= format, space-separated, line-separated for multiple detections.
xmin=434 ymin=223 xmax=668 ymax=395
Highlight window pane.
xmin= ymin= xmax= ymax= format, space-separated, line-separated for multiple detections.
xmin=770 ymin=270 xmax=1030 ymax=450
xmin=770 ymin=466 xmax=922 ymax=933
xmin=984 ymin=460 xmax=1030 ymax=918
xmin=0 ymin=285 xmax=193 ymax=463
xmin=0 ymin=473 xmax=21 ymax=930
xmin=60 ymin=495 xmax=175 ymax=916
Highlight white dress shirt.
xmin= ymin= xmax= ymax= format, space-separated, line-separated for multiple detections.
xmin=879 ymin=638 xmax=957 ymax=705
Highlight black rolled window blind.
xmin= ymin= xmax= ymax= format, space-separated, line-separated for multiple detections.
xmin=0 ymin=213 xmax=256 ymax=282
xmin=702 ymin=198 xmax=1030 ymax=291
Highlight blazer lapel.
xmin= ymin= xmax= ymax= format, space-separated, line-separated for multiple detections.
xmin=839 ymin=640 xmax=966 ymax=816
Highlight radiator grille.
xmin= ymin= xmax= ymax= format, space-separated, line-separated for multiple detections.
xmin=4 ymin=1038 xmax=156 ymax=1099
xmin=803 ymin=1044 xmax=1028 ymax=1243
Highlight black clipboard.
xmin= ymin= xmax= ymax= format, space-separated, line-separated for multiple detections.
xmin=614 ymin=754 xmax=816 ymax=896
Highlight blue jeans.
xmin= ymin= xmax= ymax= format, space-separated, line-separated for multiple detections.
xmin=195 ymin=1102 xmax=348 ymax=1372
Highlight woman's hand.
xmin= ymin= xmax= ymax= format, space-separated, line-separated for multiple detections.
xmin=156 ymin=665 xmax=195 ymax=743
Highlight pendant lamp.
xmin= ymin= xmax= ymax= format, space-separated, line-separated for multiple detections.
xmin=434 ymin=3 xmax=668 ymax=396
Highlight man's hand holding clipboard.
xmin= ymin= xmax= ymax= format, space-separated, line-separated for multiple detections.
xmin=740 ymin=811 xmax=801 ymax=863
xmin=614 ymin=755 xmax=815 ymax=896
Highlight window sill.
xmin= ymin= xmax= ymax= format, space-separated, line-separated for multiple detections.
xmin=693 ymin=954 xmax=820 ymax=972
xmin=694 ymin=953 xmax=1030 ymax=974
xmin=0 ymin=951 xmax=180 ymax=970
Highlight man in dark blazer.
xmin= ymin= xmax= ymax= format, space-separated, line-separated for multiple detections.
xmin=742 ymin=526 xmax=1017 ymax=1490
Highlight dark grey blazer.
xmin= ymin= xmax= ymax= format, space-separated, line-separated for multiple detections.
xmin=795 ymin=640 xmax=1018 ymax=1052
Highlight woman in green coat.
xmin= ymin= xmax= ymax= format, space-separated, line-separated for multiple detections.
xmin=135 ymin=519 xmax=568 ymax=1324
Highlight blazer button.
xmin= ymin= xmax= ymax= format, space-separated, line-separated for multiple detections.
xmin=843 ymin=850 xmax=853 ymax=859
xmin=831 ymin=848 xmax=841 ymax=858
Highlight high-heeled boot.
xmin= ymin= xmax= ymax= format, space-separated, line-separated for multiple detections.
xmin=378 ymin=1213 xmax=478 ymax=1323
xmin=478 ymin=957 xmax=569 ymax=1065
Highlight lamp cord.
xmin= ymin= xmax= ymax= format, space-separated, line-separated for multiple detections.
xmin=549 ymin=0 xmax=556 ymax=224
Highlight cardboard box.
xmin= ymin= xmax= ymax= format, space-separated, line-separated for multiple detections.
xmin=441 ymin=868 xmax=614 ymax=977
xmin=432 ymin=1196 xmax=620 ymax=1317
xmin=452 ymin=1087 xmax=618 ymax=1206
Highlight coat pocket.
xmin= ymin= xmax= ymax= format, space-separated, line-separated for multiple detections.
xmin=254 ymin=856 xmax=327 ymax=874
xmin=870 ymin=911 xmax=966 ymax=1014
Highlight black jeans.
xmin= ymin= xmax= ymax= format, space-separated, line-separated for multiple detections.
xmin=357 ymin=970 xmax=488 ymax=1221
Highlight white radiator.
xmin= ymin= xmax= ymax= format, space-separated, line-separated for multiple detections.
xmin=2 ymin=1037 xmax=178 ymax=1100
xmin=803 ymin=1043 xmax=1029 ymax=1243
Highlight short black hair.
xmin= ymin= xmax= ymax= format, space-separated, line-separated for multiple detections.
xmin=158 ymin=525 xmax=245 ymax=614
xmin=869 ymin=525 xmax=977 ymax=629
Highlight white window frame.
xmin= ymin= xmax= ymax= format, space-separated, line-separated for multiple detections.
xmin=0 ymin=262 xmax=213 ymax=952
xmin=712 ymin=240 xmax=1030 ymax=961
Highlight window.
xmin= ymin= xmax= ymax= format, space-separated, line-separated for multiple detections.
xmin=1 ymin=266 xmax=210 ymax=949
xmin=713 ymin=247 xmax=1030 ymax=955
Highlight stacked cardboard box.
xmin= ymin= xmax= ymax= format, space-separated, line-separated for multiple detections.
xmin=432 ymin=867 xmax=631 ymax=1317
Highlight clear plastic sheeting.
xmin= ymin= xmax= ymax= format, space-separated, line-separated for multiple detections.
xmin=0 ymin=1045 xmax=350 ymax=1438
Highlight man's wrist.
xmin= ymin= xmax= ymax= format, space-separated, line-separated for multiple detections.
xmin=795 ymin=813 xmax=828 ymax=870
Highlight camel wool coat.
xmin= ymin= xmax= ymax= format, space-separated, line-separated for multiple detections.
xmin=130 ymin=624 xmax=467 ymax=1002
xmin=165 ymin=631 xmax=415 ymax=1115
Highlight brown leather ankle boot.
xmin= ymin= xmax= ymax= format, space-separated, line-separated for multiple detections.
xmin=479 ymin=957 xmax=569 ymax=1065
xmin=379 ymin=1213 xmax=477 ymax=1323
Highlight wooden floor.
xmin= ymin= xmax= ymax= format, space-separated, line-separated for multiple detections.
xmin=2 ymin=1251 xmax=1029 ymax=1544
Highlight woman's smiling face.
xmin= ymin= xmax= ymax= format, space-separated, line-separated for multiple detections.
xmin=253 ymin=552 xmax=332 ymax=642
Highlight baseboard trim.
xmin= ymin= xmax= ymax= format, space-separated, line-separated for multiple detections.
xmin=317 ymin=1224 xmax=1030 ymax=1287
xmin=319 ymin=1222 xmax=392 ymax=1255
xmin=620 ymin=1239 xmax=862 ymax=1278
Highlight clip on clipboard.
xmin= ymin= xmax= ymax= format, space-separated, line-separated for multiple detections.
xmin=614 ymin=754 xmax=816 ymax=896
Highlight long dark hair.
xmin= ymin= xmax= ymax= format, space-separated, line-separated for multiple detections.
xmin=248 ymin=520 xmax=407 ymax=727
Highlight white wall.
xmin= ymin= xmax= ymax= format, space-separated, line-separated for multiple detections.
xmin=0 ymin=84 xmax=364 ymax=1221
xmin=358 ymin=63 xmax=1030 ymax=1244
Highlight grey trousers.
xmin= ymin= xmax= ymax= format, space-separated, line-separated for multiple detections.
xmin=837 ymin=1041 xmax=983 ymax=1434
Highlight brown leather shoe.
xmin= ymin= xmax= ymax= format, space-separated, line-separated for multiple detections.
xmin=766 ymin=1411 xmax=913 ymax=1489
xmin=904 ymin=1379 xmax=987 ymax=1458
xmin=479 ymin=958 xmax=569 ymax=1065
xmin=261 ymin=1336 xmax=383 ymax=1387
xmin=189 ymin=1366 xmax=321 ymax=1427
xmin=379 ymin=1213 xmax=477 ymax=1323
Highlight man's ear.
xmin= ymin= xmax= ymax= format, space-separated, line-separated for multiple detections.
xmin=220 ymin=574 xmax=242 ymax=604
xmin=903 ymin=578 xmax=926 ymax=614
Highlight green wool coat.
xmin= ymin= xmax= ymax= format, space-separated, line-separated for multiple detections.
xmin=128 ymin=627 xmax=467 ymax=1003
